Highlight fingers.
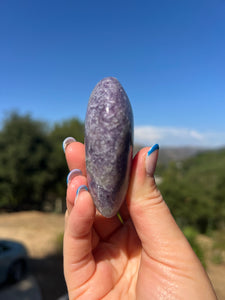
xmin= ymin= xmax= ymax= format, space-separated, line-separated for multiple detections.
xmin=65 ymin=169 xmax=100 ymax=248
xmin=66 ymin=169 xmax=87 ymax=215
xmin=64 ymin=183 xmax=96 ymax=291
xmin=63 ymin=137 xmax=86 ymax=175
xmin=127 ymin=146 xmax=217 ymax=299
xmin=93 ymin=213 xmax=123 ymax=239
xmin=127 ymin=145 xmax=195 ymax=259
xmin=63 ymin=136 xmax=127 ymax=239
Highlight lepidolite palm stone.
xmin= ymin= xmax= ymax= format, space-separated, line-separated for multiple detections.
xmin=85 ymin=77 xmax=134 ymax=217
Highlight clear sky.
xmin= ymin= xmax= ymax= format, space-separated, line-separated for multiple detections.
xmin=1 ymin=0 xmax=225 ymax=147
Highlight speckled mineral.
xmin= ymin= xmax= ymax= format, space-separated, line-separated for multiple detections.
xmin=85 ymin=77 xmax=134 ymax=218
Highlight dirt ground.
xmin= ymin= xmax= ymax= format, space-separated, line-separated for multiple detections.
xmin=0 ymin=211 xmax=225 ymax=299
xmin=197 ymin=235 xmax=225 ymax=300
xmin=0 ymin=211 xmax=66 ymax=300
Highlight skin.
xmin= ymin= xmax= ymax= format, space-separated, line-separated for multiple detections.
xmin=63 ymin=141 xmax=217 ymax=300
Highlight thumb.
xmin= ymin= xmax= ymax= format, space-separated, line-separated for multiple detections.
xmin=127 ymin=145 xmax=193 ymax=259
xmin=127 ymin=145 xmax=217 ymax=299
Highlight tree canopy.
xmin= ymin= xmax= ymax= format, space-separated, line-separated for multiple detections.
xmin=158 ymin=149 xmax=225 ymax=232
xmin=0 ymin=112 xmax=84 ymax=211
xmin=0 ymin=112 xmax=224 ymax=233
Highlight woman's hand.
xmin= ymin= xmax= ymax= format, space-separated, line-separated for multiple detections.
xmin=63 ymin=138 xmax=216 ymax=300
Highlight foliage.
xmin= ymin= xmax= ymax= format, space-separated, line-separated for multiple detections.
xmin=1 ymin=110 xmax=225 ymax=235
xmin=210 ymin=230 xmax=225 ymax=264
xmin=212 ymin=230 xmax=225 ymax=251
xmin=0 ymin=112 xmax=84 ymax=211
xmin=0 ymin=112 xmax=51 ymax=210
xmin=47 ymin=118 xmax=84 ymax=210
xmin=159 ymin=149 xmax=225 ymax=232
xmin=182 ymin=226 xmax=206 ymax=268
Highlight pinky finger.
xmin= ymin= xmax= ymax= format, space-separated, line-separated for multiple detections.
xmin=64 ymin=185 xmax=96 ymax=291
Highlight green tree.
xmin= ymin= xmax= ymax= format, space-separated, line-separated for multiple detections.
xmin=47 ymin=118 xmax=84 ymax=212
xmin=159 ymin=149 xmax=225 ymax=232
xmin=0 ymin=112 xmax=51 ymax=210
xmin=214 ymin=174 xmax=225 ymax=229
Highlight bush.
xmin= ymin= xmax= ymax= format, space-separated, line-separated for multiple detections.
xmin=183 ymin=226 xmax=206 ymax=268
xmin=159 ymin=149 xmax=225 ymax=233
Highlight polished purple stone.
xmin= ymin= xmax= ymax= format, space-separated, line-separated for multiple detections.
xmin=85 ymin=77 xmax=134 ymax=218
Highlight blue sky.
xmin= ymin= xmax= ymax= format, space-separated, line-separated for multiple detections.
xmin=0 ymin=0 xmax=225 ymax=147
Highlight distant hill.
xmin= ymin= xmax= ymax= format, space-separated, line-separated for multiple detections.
xmin=158 ymin=147 xmax=225 ymax=232
xmin=157 ymin=147 xmax=206 ymax=165
xmin=133 ymin=144 xmax=207 ymax=165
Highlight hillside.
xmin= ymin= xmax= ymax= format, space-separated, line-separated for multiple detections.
xmin=158 ymin=146 xmax=206 ymax=165
xmin=134 ymin=144 xmax=207 ymax=165
xmin=158 ymin=147 xmax=225 ymax=232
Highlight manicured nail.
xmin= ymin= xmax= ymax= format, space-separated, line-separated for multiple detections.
xmin=75 ymin=185 xmax=88 ymax=204
xmin=67 ymin=169 xmax=82 ymax=185
xmin=62 ymin=137 xmax=76 ymax=152
xmin=146 ymin=144 xmax=159 ymax=176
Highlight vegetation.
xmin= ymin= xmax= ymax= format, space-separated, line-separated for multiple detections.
xmin=183 ymin=226 xmax=206 ymax=268
xmin=210 ymin=229 xmax=225 ymax=264
xmin=157 ymin=149 xmax=225 ymax=233
xmin=0 ymin=112 xmax=225 ymax=239
xmin=0 ymin=112 xmax=84 ymax=211
xmin=1 ymin=112 xmax=225 ymax=268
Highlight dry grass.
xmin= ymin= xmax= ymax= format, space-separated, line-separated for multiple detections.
xmin=0 ymin=211 xmax=225 ymax=299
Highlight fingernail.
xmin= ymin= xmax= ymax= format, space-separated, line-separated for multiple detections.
xmin=146 ymin=144 xmax=159 ymax=176
xmin=67 ymin=169 xmax=82 ymax=185
xmin=75 ymin=185 xmax=88 ymax=204
xmin=62 ymin=137 xmax=76 ymax=152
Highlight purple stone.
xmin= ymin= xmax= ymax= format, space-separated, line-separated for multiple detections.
xmin=85 ymin=77 xmax=134 ymax=218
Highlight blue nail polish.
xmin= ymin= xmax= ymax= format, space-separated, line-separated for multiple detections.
xmin=67 ymin=169 xmax=82 ymax=185
xmin=62 ymin=137 xmax=76 ymax=152
xmin=146 ymin=144 xmax=159 ymax=176
xmin=147 ymin=144 xmax=159 ymax=156
xmin=75 ymin=185 xmax=88 ymax=204
xmin=76 ymin=185 xmax=88 ymax=196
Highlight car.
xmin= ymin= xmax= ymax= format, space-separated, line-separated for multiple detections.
xmin=0 ymin=240 xmax=28 ymax=285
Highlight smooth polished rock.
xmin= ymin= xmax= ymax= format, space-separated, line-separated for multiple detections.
xmin=85 ymin=77 xmax=134 ymax=218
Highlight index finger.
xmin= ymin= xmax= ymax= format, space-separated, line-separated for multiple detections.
xmin=63 ymin=137 xmax=86 ymax=175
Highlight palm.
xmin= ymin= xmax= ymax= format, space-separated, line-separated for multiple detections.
xmin=92 ymin=219 xmax=141 ymax=299
xmin=64 ymin=142 xmax=217 ymax=300
xmin=67 ymin=213 xmax=191 ymax=300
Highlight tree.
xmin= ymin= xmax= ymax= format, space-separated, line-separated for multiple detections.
xmin=159 ymin=149 xmax=225 ymax=232
xmin=47 ymin=118 xmax=85 ymax=212
xmin=0 ymin=112 xmax=51 ymax=210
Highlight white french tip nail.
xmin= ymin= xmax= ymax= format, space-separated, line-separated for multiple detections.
xmin=62 ymin=137 xmax=76 ymax=152
xmin=67 ymin=169 xmax=82 ymax=185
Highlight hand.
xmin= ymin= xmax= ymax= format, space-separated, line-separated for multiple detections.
xmin=63 ymin=138 xmax=216 ymax=300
